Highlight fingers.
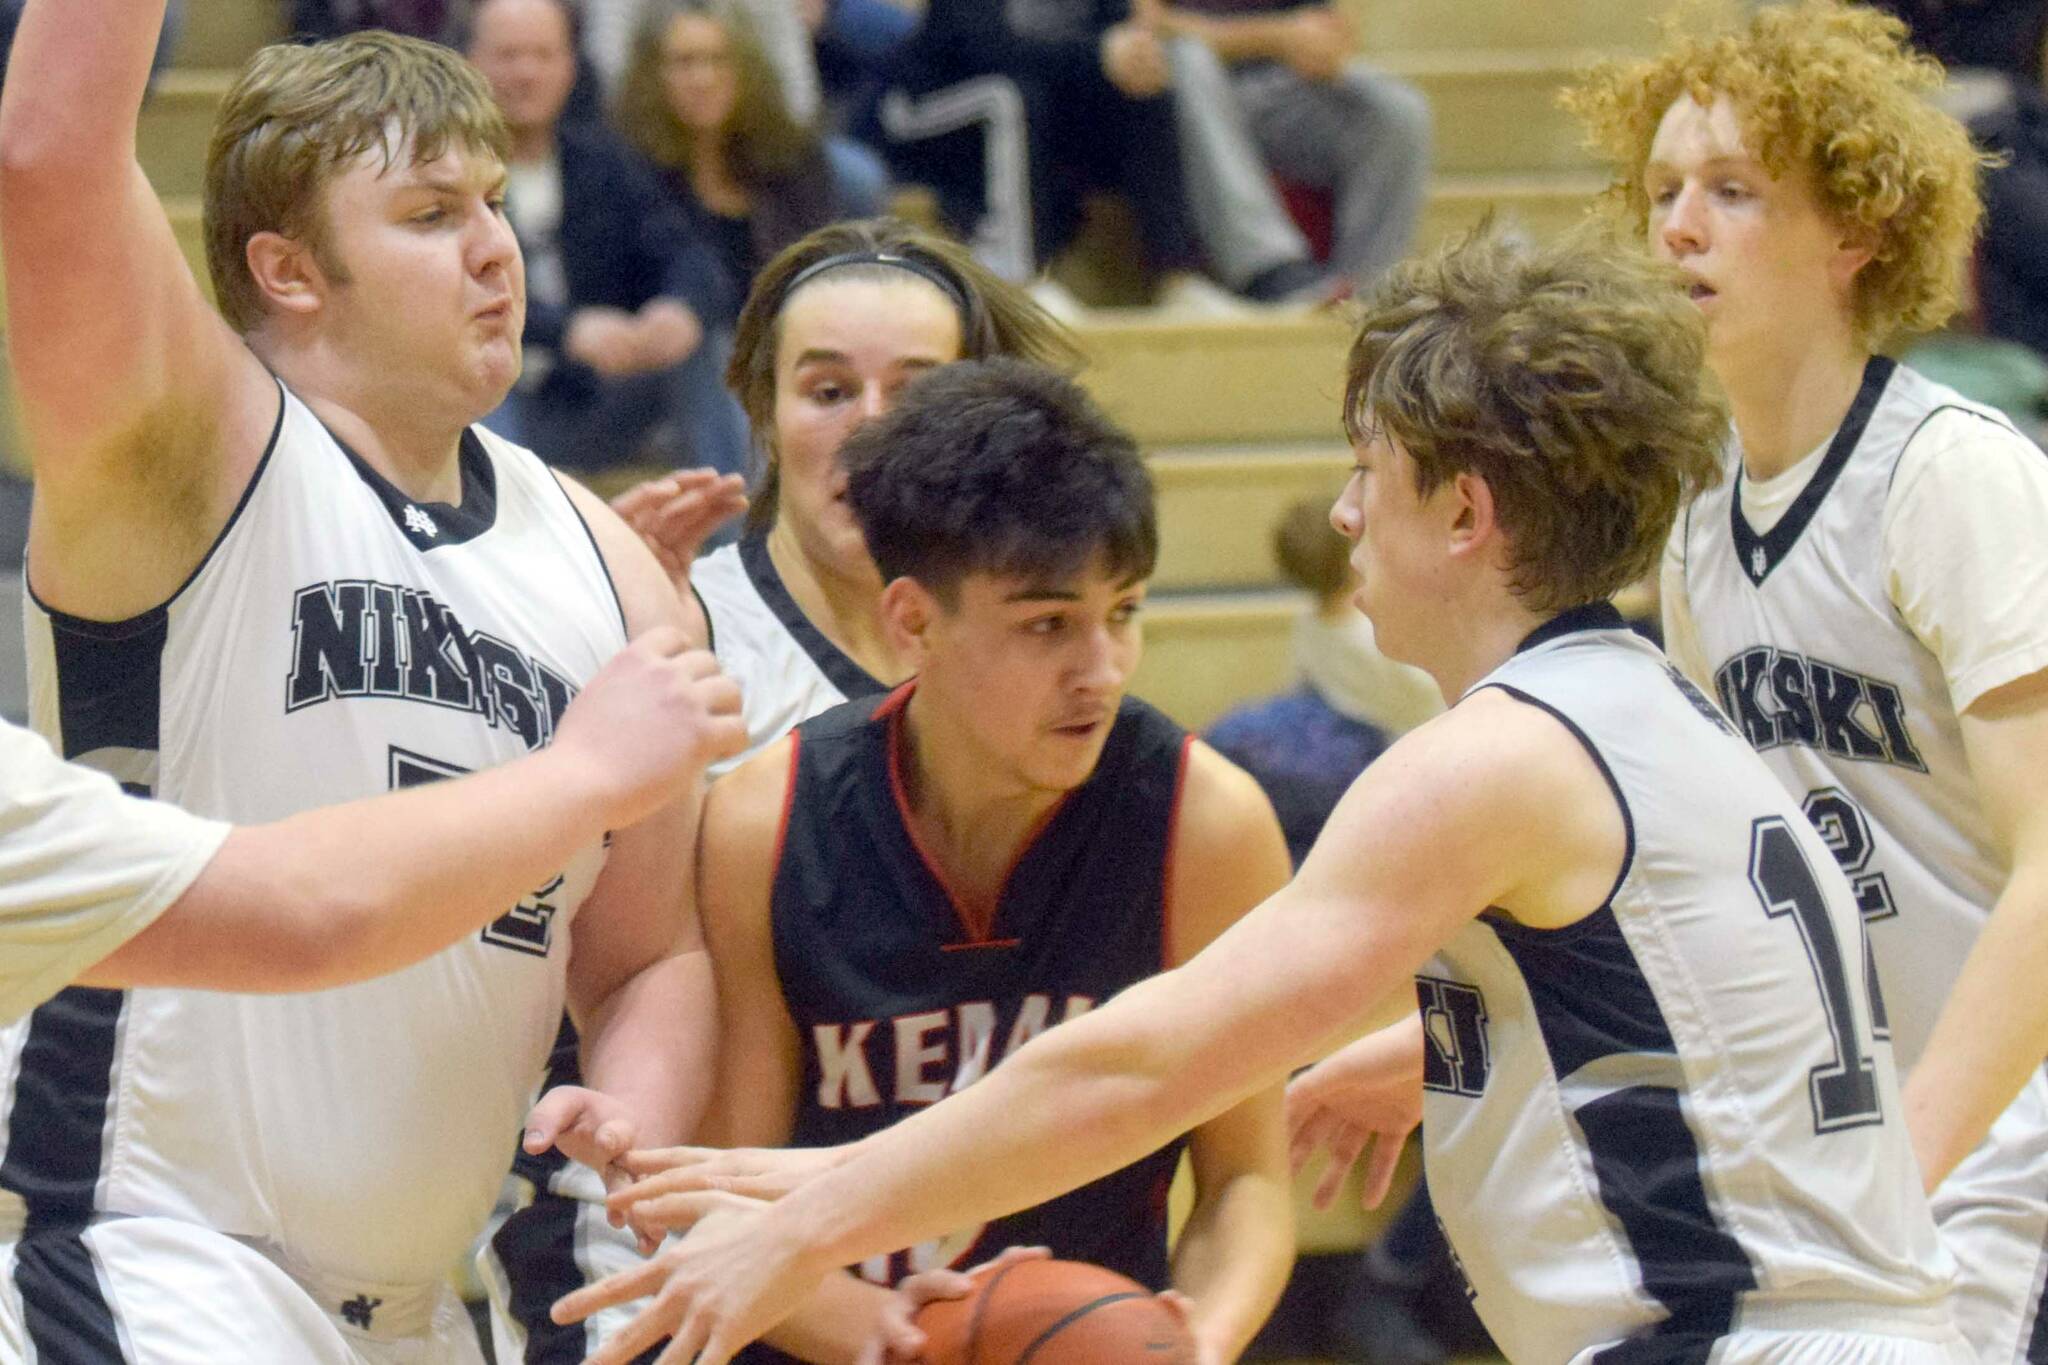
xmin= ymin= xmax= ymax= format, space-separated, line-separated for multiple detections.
xmin=1286 ymin=1104 xmax=1341 ymax=1176
xmin=524 ymin=1085 xmax=596 ymax=1154
xmin=1312 ymin=1123 xmax=1367 ymax=1210
xmin=616 ymin=1145 xmax=716 ymax=1177
xmin=623 ymin=1189 xmax=758 ymax=1244
xmin=965 ymin=1245 xmax=1050 ymax=1276
xmin=554 ymin=1255 xmax=671 ymax=1326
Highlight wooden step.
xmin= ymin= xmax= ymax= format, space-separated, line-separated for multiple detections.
xmin=1351 ymin=0 xmax=1739 ymax=56
xmin=1415 ymin=171 xmax=1609 ymax=249
xmin=1387 ymin=50 xmax=1604 ymax=176
xmin=1149 ymin=444 xmax=1352 ymax=591
xmin=1075 ymin=313 xmax=1352 ymax=447
xmin=140 ymin=71 xmax=230 ymax=199
xmin=171 ymin=0 xmax=286 ymax=71
xmin=1130 ymin=590 xmax=1303 ymax=730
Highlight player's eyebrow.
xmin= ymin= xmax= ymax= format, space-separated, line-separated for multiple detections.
xmin=1002 ymin=587 xmax=1082 ymax=603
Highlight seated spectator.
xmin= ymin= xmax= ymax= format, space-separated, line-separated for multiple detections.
xmin=585 ymin=0 xmax=891 ymax=215
xmin=1160 ymin=0 xmax=1429 ymax=290
xmin=1974 ymin=85 xmax=2048 ymax=362
xmin=614 ymin=0 xmax=849 ymax=315
xmin=290 ymin=0 xmax=467 ymax=43
xmin=1205 ymin=497 xmax=1438 ymax=865
xmin=874 ymin=0 xmax=1219 ymax=299
xmin=468 ymin=0 xmax=751 ymax=474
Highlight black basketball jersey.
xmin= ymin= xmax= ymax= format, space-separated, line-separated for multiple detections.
xmin=772 ymin=684 xmax=1193 ymax=1299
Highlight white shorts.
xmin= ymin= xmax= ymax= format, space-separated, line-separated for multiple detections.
xmin=1930 ymin=1063 xmax=2048 ymax=1364
xmin=477 ymin=1162 xmax=657 ymax=1365
xmin=0 ymin=1215 xmax=486 ymax=1364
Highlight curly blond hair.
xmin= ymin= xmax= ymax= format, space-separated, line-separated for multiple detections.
xmin=1562 ymin=0 xmax=1991 ymax=344
xmin=1345 ymin=224 xmax=1728 ymax=612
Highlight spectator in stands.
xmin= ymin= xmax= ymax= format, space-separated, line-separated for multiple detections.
xmin=469 ymin=0 xmax=751 ymax=474
xmin=1206 ymin=497 xmax=1437 ymax=865
xmin=585 ymin=0 xmax=892 ymax=215
xmin=1973 ymin=71 xmax=2048 ymax=362
xmin=290 ymin=0 xmax=468 ymax=43
xmin=615 ymin=0 xmax=852 ymax=319
xmin=1160 ymin=0 xmax=1429 ymax=290
xmin=874 ymin=0 xmax=1228 ymax=303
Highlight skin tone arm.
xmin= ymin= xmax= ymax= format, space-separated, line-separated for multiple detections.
xmin=1161 ymin=743 xmax=1296 ymax=1365
xmin=1903 ymin=664 xmax=2048 ymax=1189
xmin=0 ymin=0 xmax=277 ymax=620
xmin=564 ymin=688 xmax=1628 ymax=1365
xmin=1154 ymin=3 xmax=1355 ymax=79
xmin=79 ymin=630 xmax=744 ymax=994
xmin=523 ymin=479 xmax=725 ymax=1171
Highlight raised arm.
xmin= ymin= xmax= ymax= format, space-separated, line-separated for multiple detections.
xmin=0 ymin=0 xmax=276 ymax=617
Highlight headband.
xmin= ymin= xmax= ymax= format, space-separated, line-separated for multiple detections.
xmin=778 ymin=249 xmax=971 ymax=319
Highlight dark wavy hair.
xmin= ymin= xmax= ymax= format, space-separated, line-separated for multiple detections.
xmin=840 ymin=358 xmax=1155 ymax=604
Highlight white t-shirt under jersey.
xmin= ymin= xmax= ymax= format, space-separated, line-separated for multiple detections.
xmin=0 ymin=720 xmax=226 ymax=1025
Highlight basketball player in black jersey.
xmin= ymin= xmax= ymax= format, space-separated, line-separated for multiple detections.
xmin=641 ymin=360 xmax=1295 ymax=1365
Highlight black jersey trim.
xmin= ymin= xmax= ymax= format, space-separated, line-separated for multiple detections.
xmin=326 ymin=422 xmax=500 ymax=550
xmin=692 ymin=582 xmax=715 ymax=653
xmin=545 ymin=471 xmax=629 ymax=641
xmin=738 ymin=534 xmax=887 ymax=700
xmin=1159 ymin=733 xmax=1196 ymax=972
xmin=25 ymin=379 xmax=287 ymax=636
xmin=11 ymin=1231 xmax=130 ymax=1363
xmin=1515 ymin=602 xmax=1627 ymax=656
xmin=1730 ymin=355 xmax=1895 ymax=588
xmin=1478 ymin=683 xmax=1637 ymax=916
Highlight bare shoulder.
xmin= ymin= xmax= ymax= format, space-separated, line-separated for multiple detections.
xmin=552 ymin=471 xmax=695 ymax=641
xmin=704 ymin=735 xmax=799 ymax=844
xmin=1167 ymin=739 xmax=1291 ymax=963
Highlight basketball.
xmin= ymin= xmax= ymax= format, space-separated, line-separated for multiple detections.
xmin=913 ymin=1258 xmax=1197 ymax=1364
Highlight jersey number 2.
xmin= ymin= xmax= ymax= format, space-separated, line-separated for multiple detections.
xmin=1748 ymin=817 xmax=1883 ymax=1132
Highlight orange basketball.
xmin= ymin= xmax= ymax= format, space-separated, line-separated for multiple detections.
xmin=912 ymin=1258 xmax=1196 ymax=1364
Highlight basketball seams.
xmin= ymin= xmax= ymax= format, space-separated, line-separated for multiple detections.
xmin=1012 ymin=1292 xmax=1148 ymax=1365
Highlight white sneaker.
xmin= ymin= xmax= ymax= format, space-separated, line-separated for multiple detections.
xmin=1027 ymin=276 xmax=1090 ymax=324
xmin=1151 ymin=273 xmax=1258 ymax=319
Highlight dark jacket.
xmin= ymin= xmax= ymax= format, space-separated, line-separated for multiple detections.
xmin=1975 ymin=89 xmax=2048 ymax=358
xmin=524 ymin=121 xmax=726 ymax=402
xmin=655 ymin=151 xmax=840 ymax=326
xmin=897 ymin=0 xmax=1134 ymax=90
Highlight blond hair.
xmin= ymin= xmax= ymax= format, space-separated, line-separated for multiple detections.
xmin=205 ymin=31 xmax=510 ymax=333
xmin=1563 ymin=0 xmax=1991 ymax=344
xmin=1345 ymin=224 xmax=1728 ymax=612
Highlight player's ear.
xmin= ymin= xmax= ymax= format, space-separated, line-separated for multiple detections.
xmin=878 ymin=576 xmax=936 ymax=666
xmin=245 ymin=231 xmax=328 ymax=319
xmin=1446 ymin=469 xmax=1497 ymax=560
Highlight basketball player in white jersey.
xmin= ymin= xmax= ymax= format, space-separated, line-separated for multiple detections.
xmin=0 ymin=634 xmax=741 ymax=1025
xmin=0 ymin=7 xmax=730 ymax=1362
xmin=482 ymin=220 xmax=1081 ymax=1364
xmin=554 ymin=228 xmax=1966 ymax=1365
xmin=1566 ymin=7 xmax=2048 ymax=1358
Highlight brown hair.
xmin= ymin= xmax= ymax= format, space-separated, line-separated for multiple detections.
xmin=204 ymin=31 xmax=509 ymax=334
xmin=1563 ymin=0 xmax=1991 ymax=345
xmin=728 ymin=218 xmax=1084 ymax=531
xmin=1273 ymin=497 xmax=1351 ymax=600
xmin=615 ymin=0 xmax=815 ymax=184
xmin=1343 ymin=224 xmax=1728 ymax=612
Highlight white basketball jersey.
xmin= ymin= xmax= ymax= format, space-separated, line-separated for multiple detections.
xmin=693 ymin=535 xmax=887 ymax=773
xmin=3 ymin=385 xmax=627 ymax=1289
xmin=1424 ymin=608 xmax=1950 ymax=1361
xmin=1674 ymin=358 xmax=2018 ymax=1069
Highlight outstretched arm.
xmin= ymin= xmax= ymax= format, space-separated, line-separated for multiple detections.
xmin=76 ymin=629 xmax=743 ymax=996
xmin=566 ymin=691 xmax=1623 ymax=1365
xmin=0 ymin=0 xmax=276 ymax=618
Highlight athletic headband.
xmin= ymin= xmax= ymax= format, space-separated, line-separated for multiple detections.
xmin=778 ymin=249 xmax=971 ymax=319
